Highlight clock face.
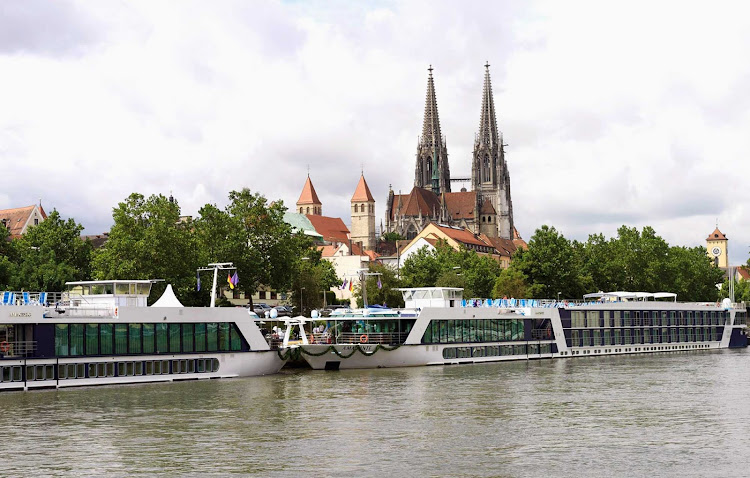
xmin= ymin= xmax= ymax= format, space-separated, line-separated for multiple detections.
xmin=711 ymin=247 xmax=721 ymax=257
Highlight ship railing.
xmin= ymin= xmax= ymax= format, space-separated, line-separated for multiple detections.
xmin=462 ymin=298 xmax=584 ymax=309
xmin=326 ymin=332 xmax=408 ymax=345
xmin=531 ymin=329 xmax=554 ymax=340
xmin=54 ymin=307 xmax=116 ymax=318
xmin=0 ymin=341 xmax=37 ymax=358
xmin=0 ymin=291 xmax=63 ymax=307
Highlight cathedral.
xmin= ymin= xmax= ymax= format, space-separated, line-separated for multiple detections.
xmin=385 ymin=64 xmax=515 ymax=240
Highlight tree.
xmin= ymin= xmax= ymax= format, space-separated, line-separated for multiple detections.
xmin=11 ymin=210 xmax=92 ymax=291
xmin=512 ymin=225 xmax=591 ymax=299
xmin=381 ymin=231 xmax=404 ymax=242
xmin=91 ymin=193 xmax=198 ymax=304
xmin=292 ymin=250 xmax=339 ymax=315
xmin=667 ymin=245 xmax=724 ymax=301
xmin=493 ymin=268 xmax=539 ymax=298
xmin=355 ymin=263 xmax=404 ymax=308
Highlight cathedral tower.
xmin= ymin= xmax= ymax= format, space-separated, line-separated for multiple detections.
xmin=296 ymin=175 xmax=322 ymax=215
xmin=472 ymin=63 xmax=513 ymax=238
xmin=350 ymin=174 xmax=376 ymax=250
xmin=415 ymin=66 xmax=451 ymax=195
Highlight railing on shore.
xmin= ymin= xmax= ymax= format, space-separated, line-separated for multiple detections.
xmin=0 ymin=341 xmax=37 ymax=358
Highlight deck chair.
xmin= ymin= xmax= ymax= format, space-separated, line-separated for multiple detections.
xmin=2 ymin=292 xmax=14 ymax=306
xmin=22 ymin=292 xmax=31 ymax=306
xmin=38 ymin=292 xmax=47 ymax=306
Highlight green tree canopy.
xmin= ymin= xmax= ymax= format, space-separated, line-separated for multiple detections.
xmin=354 ymin=263 xmax=404 ymax=308
xmin=91 ymin=193 xmax=198 ymax=303
xmin=10 ymin=210 xmax=92 ymax=291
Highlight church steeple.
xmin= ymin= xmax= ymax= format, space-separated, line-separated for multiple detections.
xmin=415 ymin=65 xmax=451 ymax=195
xmin=472 ymin=62 xmax=513 ymax=239
xmin=296 ymin=174 xmax=322 ymax=215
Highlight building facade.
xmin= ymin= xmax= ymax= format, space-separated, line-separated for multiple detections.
xmin=385 ymin=64 xmax=515 ymax=240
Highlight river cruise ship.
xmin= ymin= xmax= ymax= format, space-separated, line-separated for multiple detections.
xmin=295 ymin=288 xmax=748 ymax=370
xmin=0 ymin=279 xmax=287 ymax=391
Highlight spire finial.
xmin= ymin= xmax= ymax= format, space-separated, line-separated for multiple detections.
xmin=485 ymin=61 xmax=490 ymax=70
xmin=307 ymin=164 xmax=310 ymax=177
xmin=428 ymin=64 xmax=433 ymax=76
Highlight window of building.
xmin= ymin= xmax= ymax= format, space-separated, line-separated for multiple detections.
xmin=259 ymin=291 xmax=266 ymax=299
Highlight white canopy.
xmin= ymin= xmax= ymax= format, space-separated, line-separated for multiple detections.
xmin=150 ymin=284 xmax=184 ymax=307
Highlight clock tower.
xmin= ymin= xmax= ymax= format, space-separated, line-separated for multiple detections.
xmin=706 ymin=227 xmax=728 ymax=268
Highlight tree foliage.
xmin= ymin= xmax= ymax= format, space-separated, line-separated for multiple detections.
xmin=91 ymin=193 xmax=197 ymax=303
xmin=9 ymin=210 xmax=92 ymax=291
xmin=512 ymin=224 xmax=724 ymax=301
xmin=355 ymin=263 xmax=404 ymax=308
xmin=400 ymin=241 xmax=502 ymax=299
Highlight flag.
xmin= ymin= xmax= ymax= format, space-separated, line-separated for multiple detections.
xmin=196 ymin=271 xmax=201 ymax=291
xmin=349 ymin=279 xmax=354 ymax=292
xmin=377 ymin=277 xmax=382 ymax=289
xmin=231 ymin=271 xmax=239 ymax=287
xmin=341 ymin=279 xmax=347 ymax=290
xmin=227 ymin=273 xmax=234 ymax=290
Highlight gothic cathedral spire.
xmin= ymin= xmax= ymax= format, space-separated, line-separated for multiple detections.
xmin=415 ymin=65 xmax=451 ymax=195
xmin=472 ymin=62 xmax=513 ymax=239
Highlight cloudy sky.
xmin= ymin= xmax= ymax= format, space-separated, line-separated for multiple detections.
xmin=2 ymin=0 xmax=750 ymax=264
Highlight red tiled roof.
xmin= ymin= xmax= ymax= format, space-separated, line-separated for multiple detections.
xmin=318 ymin=245 xmax=338 ymax=258
xmin=297 ymin=176 xmax=321 ymax=205
xmin=481 ymin=234 xmax=518 ymax=257
xmin=351 ymin=175 xmax=375 ymax=202
xmin=480 ymin=198 xmax=496 ymax=215
xmin=443 ymin=191 xmax=476 ymax=219
xmin=736 ymin=266 xmax=750 ymax=281
xmin=707 ymin=227 xmax=727 ymax=241
xmin=431 ymin=223 xmax=487 ymax=247
xmin=0 ymin=205 xmax=47 ymax=238
xmin=306 ymin=214 xmax=349 ymax=243
xmin=390 ymin=187 xmax=479 ymax=221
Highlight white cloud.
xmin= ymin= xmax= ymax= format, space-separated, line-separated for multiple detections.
xmin=1 ymin=0 xmax=749 ymax=264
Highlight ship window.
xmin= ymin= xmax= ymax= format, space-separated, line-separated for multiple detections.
xmin=70 ymin=324 xmax=84 ymax=356
xmin=90 ymin=284 xmax=105 ymax=295
xmin=182 ymin=324 xmax=194 ymax=353
xmin=207 ymin=323 xmax=218 ymax=351
xmin=114 ymin=324 xmax=128 ymax=355
xmin=143 ymin=324 xmax=155 ymax=354
xmin=55 ymin=324 xmax=69 ymax=356
xmin=86 ymin=324 xmax=99 ymax=355
xmin=219 ymin=323 xmax=231 ymax=351
xmin=116 ymin=283 xmax=130 ymax=295
xmin=129 ymin=324 xmax=142 ymax=354
xmin=100 ymin=324 xmax=113 ymax=355
xmin=168 ymin=324 xmax=180 ymax=353
xmin=195 ymin=324 xmax=206 ymax=352
xmin=117 ymin=362 xmax=125 ymax=376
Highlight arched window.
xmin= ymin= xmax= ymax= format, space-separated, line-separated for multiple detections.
xmin=306 ymin=207 xmax=310 ymax=214
xmin=406 ymin=226 xmax=417 ymax=240
xmin=354 ymin=204 xmax=359 ymax=213
xmin=299 ymin=207 xmax=303 ymax=213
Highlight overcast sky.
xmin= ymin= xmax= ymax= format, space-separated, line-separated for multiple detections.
xmin=2 ymin=0 xmax=749 ymax=264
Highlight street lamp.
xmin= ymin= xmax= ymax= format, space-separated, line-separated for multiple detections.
xmin=557 ymin=292 xmax=561 ymax=302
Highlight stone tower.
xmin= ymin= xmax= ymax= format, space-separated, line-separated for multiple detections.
xmin=296 ymin=175 xmax=322 ymax=215
xmin=350 ymin=174 xmax=376 ymax=250
xmin=414 ymin=66 xmax=451 ymax=195
xmin=472 ymin=63 xmax=513 ymax=239
xmin=706 ymin=227 xmax=728 ymax=268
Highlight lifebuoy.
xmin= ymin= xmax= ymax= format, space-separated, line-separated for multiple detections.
xmin=360 ymin=334 xmax=368 ymax=343
xmin=0 ymin=341 xmax=9 ymax=353
xmin=308 ymin=334 xmax=315 ymax=344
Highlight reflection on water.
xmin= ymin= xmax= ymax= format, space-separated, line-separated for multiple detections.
xmin=0 ymin=350 xmax=748 ymax=476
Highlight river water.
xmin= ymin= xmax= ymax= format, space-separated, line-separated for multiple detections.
xmin=0 ymin=350 xmax=747 ymax=477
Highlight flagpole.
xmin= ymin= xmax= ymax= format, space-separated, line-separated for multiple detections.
xmin=197 ymin=262 xmax=235 ymax=308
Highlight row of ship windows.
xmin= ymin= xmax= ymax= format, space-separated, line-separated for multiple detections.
xmin=561 ymin=344 xmax=711 ymax=355
xmin=442 ymin=343 xmax=553 ymax=360
xmin=569 ymin=310 xmax=731 ymax=328
xmin=54 ymin=323 xmax=244 ymax=357
xmin=0 ymin=358 xmax=221 ymax=383
xmin=421 ymin=319 xmax=526 ymax=344
xmin=569 ymin=327 xmax=721 ymax=347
